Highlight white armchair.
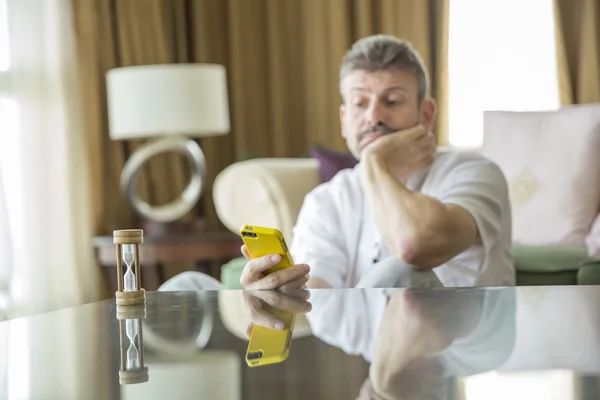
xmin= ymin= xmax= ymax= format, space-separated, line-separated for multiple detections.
xmin=213 ymin=158 xmax=321 ymax=240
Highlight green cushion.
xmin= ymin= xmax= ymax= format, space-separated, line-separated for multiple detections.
xmin=220 ymin=257 xmax=246 ymax=289
xmin=577 ymin=260 xmax=600 ymax=285
xmin=516 ymin=271 xmax=578 ymax=286
xmin=513 ymin=244 xmax=590 ymax=273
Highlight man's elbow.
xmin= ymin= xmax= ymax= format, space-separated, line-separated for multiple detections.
xmin=392 ymin=238 xmax=439 ymax=270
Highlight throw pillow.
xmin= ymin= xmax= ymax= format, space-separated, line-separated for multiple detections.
xmin=309 ymin=146 xmax=358 ymax=183
xmin=482 ymin=104 xmax=600 ymax=245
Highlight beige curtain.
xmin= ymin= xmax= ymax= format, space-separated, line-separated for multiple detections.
xmin=71 ymin=0 xmax=449 ymax=234
xmin=554 ymin=0 xmax=600 ymax=105
xmin=4 ymin=0 xmax=100 ymax=314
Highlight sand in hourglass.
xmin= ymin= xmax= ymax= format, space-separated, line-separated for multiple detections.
xmin=123 ymin=244 xmax=137 ymax=292
xmin=125 ymin=319 xmax=140 ymax=369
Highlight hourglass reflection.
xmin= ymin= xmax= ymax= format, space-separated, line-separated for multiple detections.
xmin=114 ymin=229 xmax=146 ymax=306
xmin=118 ymin=313 xmax=149 ymax=384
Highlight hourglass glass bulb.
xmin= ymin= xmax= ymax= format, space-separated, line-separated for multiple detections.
xmin=123 ymin=244 xmax=136 ymax=292
xmin=123 ymin=244 xmax=134 ymax=266
xmin=125 ymin=319 xmax=140 ymax=369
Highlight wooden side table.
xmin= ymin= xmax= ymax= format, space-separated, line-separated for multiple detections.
xmin=94 ymin=231 xmax=243 ymax=292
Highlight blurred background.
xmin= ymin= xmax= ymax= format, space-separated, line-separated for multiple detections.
xmin=0 ymin=0 xmax=598 ymax=314
xmin=0 ymin=1 xmax=599 ymax=400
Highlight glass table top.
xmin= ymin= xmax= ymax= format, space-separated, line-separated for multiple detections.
xmin=1 ymin=285 xmax=600 ymax=400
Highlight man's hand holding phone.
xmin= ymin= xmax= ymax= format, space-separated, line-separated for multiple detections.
xmin=239 ymin=244 xmax=311 ymax=290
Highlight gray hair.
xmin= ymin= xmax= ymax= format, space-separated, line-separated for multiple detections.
xmin=339 ymin=35 xmax=429 ymax=104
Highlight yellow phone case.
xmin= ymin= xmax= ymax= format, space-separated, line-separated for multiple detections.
xmin=239 ymin=225 xmax=293 ymax=275
xmin=240 ymin=225 xmax=296 ymax=367
xmin=245 ymin=308 xmax=296 ymax=367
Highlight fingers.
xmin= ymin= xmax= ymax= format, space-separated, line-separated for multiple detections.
xmin=404 ymin=124 xmax=428 ymax=140
xmin=240 ymin=253 xmax=283 ymax=287
xmin=243 ymin=291 xmax=295 ymax=331
xmin=278 ymin=274 xmax=310 ymax=291
xmin=249 ymin=304 xmax=287 ymax=330
xmin=251 ymin=290 xmax=312 ymax=314
xmin=245 ymin=323 xmax=254 ymax=339
xmin=243 ymin=263 xmax=310 ymax=290
xmin=414 ymin=128 xmax=435 ymax=148
xmin=242 ymin=291 xmax=283 ymax=330
xmin=417 ymin=152 xmax=435 ymax=170
xmin=256 ymin=264 xmax=310 ymax=289
xmin=242 ymin=289 xmax=312 ymax=332
xmin=410 ymin=139 xmax=435 ymax=158
xmin=241 ymin=245 xmax=251 ymax=259
xmin=411 ymin=126 xmax=437 ymax=155
xmin=414 ymin=131 xmax=436 ymax=165
xmin=279 ymin=287 xmax=311 ymax=301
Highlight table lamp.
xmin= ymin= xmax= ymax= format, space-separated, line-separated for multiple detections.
xmin=106 ymin=64 xmax=230 ymax=223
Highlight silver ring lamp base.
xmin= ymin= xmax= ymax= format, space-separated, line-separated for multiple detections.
xmin=121 ymin=136 xmax=206 ymax=223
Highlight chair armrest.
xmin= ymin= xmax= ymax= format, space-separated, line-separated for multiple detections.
xmin=213 ymin=158 xmax=320 ymax=240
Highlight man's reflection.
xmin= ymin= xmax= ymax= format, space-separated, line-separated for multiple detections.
xmin=306 ymin=287 xmax=516 ymax=399
xmin=359 ymin=357 xmax=447 ymax=400
xmin=157 ymin=272 xmax=517 ymax=398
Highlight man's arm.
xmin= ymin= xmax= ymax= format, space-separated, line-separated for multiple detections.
xmin=362 ymin=154 xmax=479 ymax=269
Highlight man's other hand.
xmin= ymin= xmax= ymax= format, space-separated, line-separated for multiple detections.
xmin=362 ymin=124 xmax=435 ymax=183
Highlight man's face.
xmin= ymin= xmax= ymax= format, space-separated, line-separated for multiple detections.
xmin=339 ymin=69 xmax=434 ymax=159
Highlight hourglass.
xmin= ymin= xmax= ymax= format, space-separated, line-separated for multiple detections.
xmin=118 ymin=313 xmax=149 ymax=384
xmin=114 ymin=229 xmax=145 ymax=306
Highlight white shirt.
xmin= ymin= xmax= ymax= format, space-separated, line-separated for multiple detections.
xmin=290 ymin=151 xmax=515 ymax=288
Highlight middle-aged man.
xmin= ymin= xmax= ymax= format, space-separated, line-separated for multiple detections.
xmin=239 ymin=34 xmax=514 ymax=291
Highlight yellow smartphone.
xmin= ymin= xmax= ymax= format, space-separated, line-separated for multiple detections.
xmin=239 ymin=225 xmax=294 ymax=275
xmin=240 ymin=225 xmax=296 ymax=367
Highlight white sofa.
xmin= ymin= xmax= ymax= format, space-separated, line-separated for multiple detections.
xmin=212 ymin=152 xmax=600 ymax=287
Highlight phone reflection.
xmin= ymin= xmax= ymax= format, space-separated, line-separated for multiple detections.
xmin=241 ymin=289 xmax=312 ymax=367
xmin=306 ymin=287 xmax=517 ymax=400
xmin=116 ymin=304 xmax=149 ymax=385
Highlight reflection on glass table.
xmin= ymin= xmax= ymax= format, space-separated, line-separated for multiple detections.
xmin=0 ymin=286 xmax=599 ymax=399
xmin=116 ymin=305 xmax=149 ymax=385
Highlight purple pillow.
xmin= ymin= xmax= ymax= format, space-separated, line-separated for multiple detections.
xmin=309 ymin=146 xmax=358 ymax=183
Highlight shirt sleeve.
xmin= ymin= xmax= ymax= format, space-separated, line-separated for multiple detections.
xmin=436 ymin=157 xmax=510 ymax=262
xmin=290 ymin=187 xmax=349 ymax=288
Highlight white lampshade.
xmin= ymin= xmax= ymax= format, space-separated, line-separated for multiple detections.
xmin=106 ymin=64 xmax=230 ymax=140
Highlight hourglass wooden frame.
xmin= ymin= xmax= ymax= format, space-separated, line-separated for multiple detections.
xmin=114 ymin=229 xmax=146 ymax=305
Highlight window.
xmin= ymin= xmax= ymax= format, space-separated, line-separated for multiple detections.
xmin=0 ymin=0 xmax=8 ymax=72
xmin=0 ymin=0 xmax=21 ymax=246
xmin=447 ymin=0 xmax=560 ymax=148
xmin=0 ymin=4 xmax=28 ymax=398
